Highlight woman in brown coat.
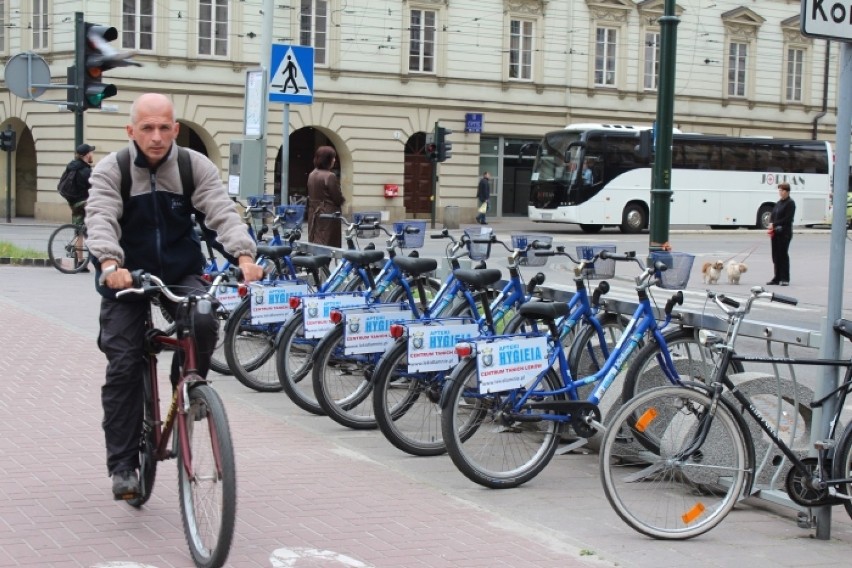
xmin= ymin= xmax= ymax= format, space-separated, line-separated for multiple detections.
xmin=307 ymin=145 xmax=345 ymax=247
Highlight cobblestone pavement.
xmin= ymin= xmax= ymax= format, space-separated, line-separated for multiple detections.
xmin=1 ymin=256 xmax=852 ymax=567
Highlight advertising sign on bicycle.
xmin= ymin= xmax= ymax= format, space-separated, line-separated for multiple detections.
xmin=302 ymin=292 xmax=367 ymax=338
xmin=214 ymin=284 xmax=242 ymax=312
xmin=249 ymin=281 xmax=310 ymax=324
xmin=343 ymin=306 xmax=413 ymax=355
xmin=406 ymin=321 xmax=479 ymax=372
xmin=475 ymin=335 xmax=549 ymax=393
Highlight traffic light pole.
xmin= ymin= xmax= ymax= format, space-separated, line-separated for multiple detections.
xmin=648 ymin=0 xmax=679 ymax=253
xmin=72 ymin=12 xmax=85 ymax=147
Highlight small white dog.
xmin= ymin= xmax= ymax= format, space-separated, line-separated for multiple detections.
xmin=702 ymin=260 xmax=724 ymax=284
xmin=726 ymin=261 xmax=748 ymax=284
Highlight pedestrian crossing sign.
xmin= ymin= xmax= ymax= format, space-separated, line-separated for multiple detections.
xmin=269 ymin=44 xmax=314 ymax=105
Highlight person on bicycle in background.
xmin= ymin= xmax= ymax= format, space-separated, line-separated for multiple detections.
xmin=60 ymin=143 xmax=96 ymax=270
xmin=85 ymin=93 xmax=264 ymax=500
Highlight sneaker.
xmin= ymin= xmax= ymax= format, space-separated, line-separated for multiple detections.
xmin=112 ymin=469 xmax=140 ymax=500
xmin=766 ymin=280 xmax=779 ymax=285
xmin=780 ymin=281 xmax=789 ymax=286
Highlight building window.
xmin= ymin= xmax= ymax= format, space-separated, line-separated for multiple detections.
xmin=509 ymin=19 xmax=533 ymax=80
xmin=786 ymin=47 xmax=804 ymax=103
xmin=643 ymin=31 xmax=660 ymax=91
xmin=122 ymin=0 xmax=154 ymax=51
xmin=728 ymin=41 xmax=747 ymax=97
xmin=198 ymin=0 xmax=228 ymax=56
xmin=409 ymin=9 xmax=436 ymax=73
xmin=32 ymin=0 xmax=48 ymax=49
xmin=595 ymin=27 xmax=617 ymax=86
xmin=300 ymin=0 xmax=327 ymax=66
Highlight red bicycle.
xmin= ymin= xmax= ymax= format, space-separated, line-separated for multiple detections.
xmin=117 ymin=271 xmax=237 ymax=568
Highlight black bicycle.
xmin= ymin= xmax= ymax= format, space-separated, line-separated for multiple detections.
xmin=47 ymin=222 xmax=91 ymax=274
xmin=600 ymin=285 xmax=852 ymax=539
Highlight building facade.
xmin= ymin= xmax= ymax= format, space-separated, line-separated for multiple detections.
xmin=0 ymin=0 xmax=839 ymax=223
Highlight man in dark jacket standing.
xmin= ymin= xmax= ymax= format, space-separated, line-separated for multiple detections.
xmin=476 ymin=171 xmax=491 ymax=224
xmin=766 ymin=182 xmax=796 ymax=286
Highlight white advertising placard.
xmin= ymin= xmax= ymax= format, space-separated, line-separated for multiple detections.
xmin=407 ymin=322 xmax=480 ymax=372
xmin=250 ymin=281 xmax=310 ymax=324
xmin=214 ymin=284 xmax=242 ymax=312
xmin=302 ymin=293 xmax=367 ymax=338
xmin=476 ymin=335 xmax=549 ymax=393
xmin=343 ymin=308 xmax=412 ymax=355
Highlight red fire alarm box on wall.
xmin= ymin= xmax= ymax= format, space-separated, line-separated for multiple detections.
xmin=384 ymin=184 xmax=399 ymax=198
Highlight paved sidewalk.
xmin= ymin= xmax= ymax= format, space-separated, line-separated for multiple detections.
xmin=1 ymin=266 xmax=851 ymax=568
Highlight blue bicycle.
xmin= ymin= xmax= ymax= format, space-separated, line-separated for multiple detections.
xmin=439 ymin=250 xmax=696 ymax=489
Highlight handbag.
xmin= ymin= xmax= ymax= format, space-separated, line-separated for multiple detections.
xmin=478 ymin=202 xmax=488 ymax=214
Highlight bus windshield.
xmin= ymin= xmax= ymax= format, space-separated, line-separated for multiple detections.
xmin=532 ymin=130 xmax=583 ymax=183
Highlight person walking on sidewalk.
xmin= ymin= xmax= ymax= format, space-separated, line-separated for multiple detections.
xmin=307 ymin=145 xmax=346 ymax=247
xmin=766 ymin=182 xmax=796 ymax=286
xmin=476 ymin=171 xmax=491 ymax=224
xmin=85 ymin=93 xmax=264 ymax=500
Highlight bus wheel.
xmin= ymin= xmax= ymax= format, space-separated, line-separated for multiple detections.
xmin=580 ymin=224 xmax=603 ymax=234
xmin=620 ymin=204 xmax=647 ymax=233
xmin=756 ymin=204 xmax=773 ymax=229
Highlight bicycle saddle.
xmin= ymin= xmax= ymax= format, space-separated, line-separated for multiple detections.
xmin=291 ymin=255 xmax=333 ymax=271
xmin=518 ymin=301 xmax=570 ymax=321
xmin=453 ymin=268 xmax=502 ymax=288
xmin=342 ymin=250 xmax=385 ymax=267
xmin=393 ymin=256 xmax=438 ymax=277
xmin=256 ymin=245 xmax=293 ymax=259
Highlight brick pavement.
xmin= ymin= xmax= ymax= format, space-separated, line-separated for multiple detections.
xmin=2 ymin=265 xmax=852 ymax=568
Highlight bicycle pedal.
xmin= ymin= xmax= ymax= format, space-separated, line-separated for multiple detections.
xmin=796 ymin=512 xmax=816 ymax=529
xmin=114 ymin=491 xmax=140 ymax=501
xmin=814 ymin=440 xmax=835 ymax=450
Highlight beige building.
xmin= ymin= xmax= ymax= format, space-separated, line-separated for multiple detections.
xmin=0 ymin=0 xmax=839 ymax=224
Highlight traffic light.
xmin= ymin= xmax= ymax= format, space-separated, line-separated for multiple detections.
xmin=436 ymin=126 xmax=453 ymax=162
xmin=79 ymin=23 xmax=141 ymax=110
xmin=425 ymin=132 xmax=438 ymax=162
xmin=0 ymin=129 xmax=16 ymax=152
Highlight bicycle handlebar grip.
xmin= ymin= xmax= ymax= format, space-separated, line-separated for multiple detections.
xmin=599 ymin=250 xmax=635 ymax=262
xmin=430 ymin=230 xmax=448 ymax=239
xmin=592 ymin=281 xmax=610 ymax=306
xmin=406 ymin=226 xmax=420 ymax=234
xmin=771 ymin=293 xmax=798 ymax=306
xmin=318 ymin=213 xmax=340 ymax=220
xmin=664 ymin=291 xmax=684 ymax=314
xmin=129 ymin=269 xmax=146 ymax=288
xmin=534 ymin=251 xmax=555 ymax=257
xmin=721 ymin=296 xmax=741 ymax=308
xmin=530 ymin=240 xmax=551 ymax=250
xmin=526 ymin=272 xmax=546 ymax=294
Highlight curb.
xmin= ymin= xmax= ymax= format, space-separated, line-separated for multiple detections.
xmin=0 ymin=257 xmax=51 ymax=267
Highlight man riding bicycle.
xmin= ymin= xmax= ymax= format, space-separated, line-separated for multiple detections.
xmin=85 ymin=93 xmax=264 ymax=499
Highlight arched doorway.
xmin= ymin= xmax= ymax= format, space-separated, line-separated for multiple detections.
xmin=404 ymin=133 xmax=433 ymax=217
xmin=275 ymin=127 xmax=335 ymax=204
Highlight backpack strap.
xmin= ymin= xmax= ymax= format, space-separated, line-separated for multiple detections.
xmin=117 ymin=146 xmax=195 ymax=204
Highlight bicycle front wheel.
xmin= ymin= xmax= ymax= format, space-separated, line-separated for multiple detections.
xmin=600 ymin=385 xmax=750 ymax=539
xmin=178 ymin=384 xmax=236 ymax=568
xmin=833 ymin=420 xmax=852 ymax=520
xmin=47 ymin=223 xmax=91 ymax=274
xmin=440 ymin=357 xmax=564 ymax=489
xmin=128 ymin=364 xmax=157 ymax=508
xmin=276 ymin=310 xmax=324 ymax=415
xmin=223 ymin=297 xmax=283 ymax=392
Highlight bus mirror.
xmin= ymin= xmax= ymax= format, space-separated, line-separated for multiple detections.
xmin=518 ymin=142 xmax=539 ymax=160
xmin=635 ymin=130 xmax=653 ymax=160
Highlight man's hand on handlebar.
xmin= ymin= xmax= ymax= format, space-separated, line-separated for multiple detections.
xmin=238 ymin=255 xmax=265 ymax=283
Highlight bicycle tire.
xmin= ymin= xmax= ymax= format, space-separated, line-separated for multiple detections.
xmin=599 ymin=385 xmax=750 ymax=539
xmin=128 ymin=364 xmax=158 ymax=508
xmin=833 ymin=419 xmax=852 ymax=520
xmin=277 ymin=310 xmax=324 ymax=415
xmin=372 ymin=338 xmax=447 ymax=455
xmin=620 ymin=327 xmax=742 ymax=403
xmin=222 ymin=296 xmax=283 ymax=392
xmin=312 ymin=323 xmax=379 ymax=429
xmin=47 ymin=223 xmax=91 ymax=274
xmin=178 ymin=383 xmax=236 ymax=568
xmin=440 ymin=357 xmax=565 ymax=489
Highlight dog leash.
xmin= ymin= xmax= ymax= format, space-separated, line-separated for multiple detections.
xmin=724 ymin=244 xmax=758 ymax=264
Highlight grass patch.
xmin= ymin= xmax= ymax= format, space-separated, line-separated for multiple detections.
xmin=0 ymin=241 xmax=48 ymax=259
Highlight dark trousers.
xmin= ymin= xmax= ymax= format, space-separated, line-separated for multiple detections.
xmin=98 ymin=274 xmax=218 ymax=475
xmin=770 ymin=230 xmax=792 ymax=282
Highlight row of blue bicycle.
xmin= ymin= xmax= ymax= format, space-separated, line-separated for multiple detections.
xmin=201 ymin=198 xmax=714 ymax=492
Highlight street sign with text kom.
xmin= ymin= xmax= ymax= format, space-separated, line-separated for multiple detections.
xmin=801 ymin=0 xmax=852 ymax=40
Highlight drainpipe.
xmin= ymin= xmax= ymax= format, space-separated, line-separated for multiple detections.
xmin=812 ymin=40 xmax=831 ymax=140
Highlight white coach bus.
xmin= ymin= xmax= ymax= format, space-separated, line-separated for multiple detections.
xmin=527 ymin=124 xmax=832 ymax=233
